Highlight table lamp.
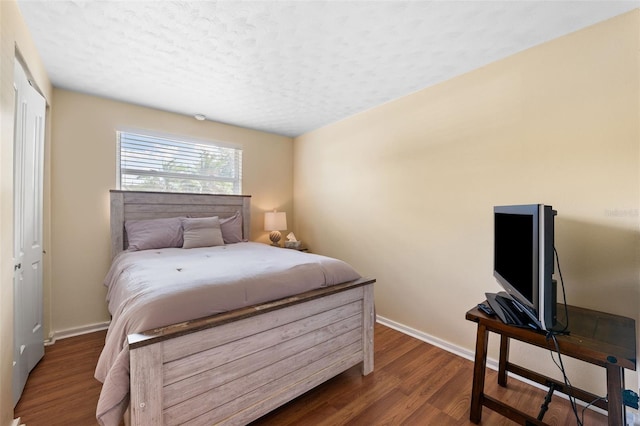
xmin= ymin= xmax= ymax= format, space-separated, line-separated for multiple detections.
xmin=264 ymin=210 xmax=287 ymax=247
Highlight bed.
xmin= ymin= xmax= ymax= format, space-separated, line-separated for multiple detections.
xmin=95 ymin=190 xmax=375 ymax=426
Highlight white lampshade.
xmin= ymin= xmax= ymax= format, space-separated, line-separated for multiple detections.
xmin=264 ymin=211 xmax=287 ymax=231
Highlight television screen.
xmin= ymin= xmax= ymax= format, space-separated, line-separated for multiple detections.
xmin=494 ymin=212 xmax=535 ymax=304
xmin=492 ymin=204 xmax=557 ymax=330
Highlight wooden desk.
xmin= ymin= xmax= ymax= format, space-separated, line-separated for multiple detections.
xmin=466 ymin=303 xmax=636 ymax=425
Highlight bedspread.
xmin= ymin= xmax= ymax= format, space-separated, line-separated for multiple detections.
xmin=94 ymin=242 xmax=361 ymax=426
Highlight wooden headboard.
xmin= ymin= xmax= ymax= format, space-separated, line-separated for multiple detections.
xmin=110 ymin=190 xmax=251 ymax=259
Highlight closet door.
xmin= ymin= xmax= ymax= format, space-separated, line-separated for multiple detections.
xmin=12 ymin=59 xmax=45 ymax=406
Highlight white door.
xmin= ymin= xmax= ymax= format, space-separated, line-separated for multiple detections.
xmin=12 ymin=59 xmax=45 ymax=406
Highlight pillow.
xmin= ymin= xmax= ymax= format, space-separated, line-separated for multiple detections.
xmin=182 ymin=216 xmax=224 ymax=249
xmin=220 ymin=212 xmax=244 ymax=244
xmin=125 ymin=217 xmax=183 ymax=251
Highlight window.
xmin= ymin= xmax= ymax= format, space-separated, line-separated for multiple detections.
xmin=117 ymin=131 xmax=242 ymax=194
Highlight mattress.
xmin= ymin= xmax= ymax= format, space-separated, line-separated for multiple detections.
xmin=94 ymin=242 xmax=361 ymax=425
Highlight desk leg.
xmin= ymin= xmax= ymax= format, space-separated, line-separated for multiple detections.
xmin=498 ymin=334 xmax=510 ymax=387
xmin=606 ymin=364 xmax=625 ymax=426
xmin=470 ymin=323 xmax=489 ymax=423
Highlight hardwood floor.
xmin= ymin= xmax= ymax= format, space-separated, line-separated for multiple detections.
xmin=14 ymin=323 xmax=607 ymax=425
xmin=14 ymin=329 xmax=106 ymax=425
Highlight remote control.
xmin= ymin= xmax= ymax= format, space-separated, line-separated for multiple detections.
xmin=477 ymin=303 xmax=494 ymax=316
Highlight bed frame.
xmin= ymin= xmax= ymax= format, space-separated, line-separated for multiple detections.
xmin=109 ymin=190 xmax=375 ymax=425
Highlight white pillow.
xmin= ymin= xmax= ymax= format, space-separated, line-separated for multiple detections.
xmin=182 ymin=217 xmax=224 ymax=249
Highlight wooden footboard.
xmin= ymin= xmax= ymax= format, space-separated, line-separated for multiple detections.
xmin=128 ymin=279 xmax=375 ymax=425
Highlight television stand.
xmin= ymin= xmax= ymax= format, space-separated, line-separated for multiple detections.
xmin=466 ymin=302 xmax=636 ymax=425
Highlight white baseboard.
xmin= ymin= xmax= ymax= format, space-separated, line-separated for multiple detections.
xmin=375 ymin=315 xmax=607 ymax=416
xmin=45 ymin=321 xmax=110 ymax=345
xmin=11 ymin=418 xmax=23 ymax=426
xmin=376 ymin=315 xmax=487 ymax=364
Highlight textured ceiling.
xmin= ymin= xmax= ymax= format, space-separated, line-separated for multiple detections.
xmin=17 ymin=1 xmax=639 ymax=137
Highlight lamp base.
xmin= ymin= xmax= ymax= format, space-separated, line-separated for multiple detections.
xmin=269 ymin=230 xmax=282 ymax=247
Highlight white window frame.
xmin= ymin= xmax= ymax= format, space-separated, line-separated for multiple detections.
xmin=116 ymin=129 xmax=242 ymax=195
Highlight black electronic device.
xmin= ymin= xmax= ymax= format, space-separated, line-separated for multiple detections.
xmin=493 ymin=204 xmax=559 ymax=331
xmin=477 ymin=303 xmax=494 ymax=316
xmin=486 ymin=292 xmax=540 ymax=330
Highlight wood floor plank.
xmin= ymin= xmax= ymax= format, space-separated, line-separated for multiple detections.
xmin=13 ymin=323 xmax=608 ymax=425
xmin=14 ymin=330 xmax=106 ymax=426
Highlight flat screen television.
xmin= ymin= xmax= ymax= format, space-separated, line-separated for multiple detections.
xmin=493 ymin=204 xmax=557 ymax=330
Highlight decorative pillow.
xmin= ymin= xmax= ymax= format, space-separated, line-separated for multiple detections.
xmin=182 ymin=216 xmax=224 ymax=249
xmin=125 ymin=217 xmax=183 ymax=251
xmin=220 ymin=212 xmax=244 ymax=244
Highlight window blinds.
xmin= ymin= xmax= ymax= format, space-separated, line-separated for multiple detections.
xmin=117 ymin=131 xmax=242 ymax=194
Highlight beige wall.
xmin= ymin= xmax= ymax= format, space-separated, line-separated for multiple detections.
xmin=49 ymin=89 xmax=293 ymax=333
xmin=294 ymin=11 xmax=639 ymax=395
xmin=3 ymin=2 xmax=638 ymax=422
xmin=0 ymin=1 xmax=53 ymax=424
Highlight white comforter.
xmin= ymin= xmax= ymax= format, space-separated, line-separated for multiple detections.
xmin=94 ymin=242 xmax=361 ymax=426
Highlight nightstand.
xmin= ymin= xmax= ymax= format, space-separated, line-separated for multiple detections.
xmin=285 ymin=246 xmax=309 ymax=252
